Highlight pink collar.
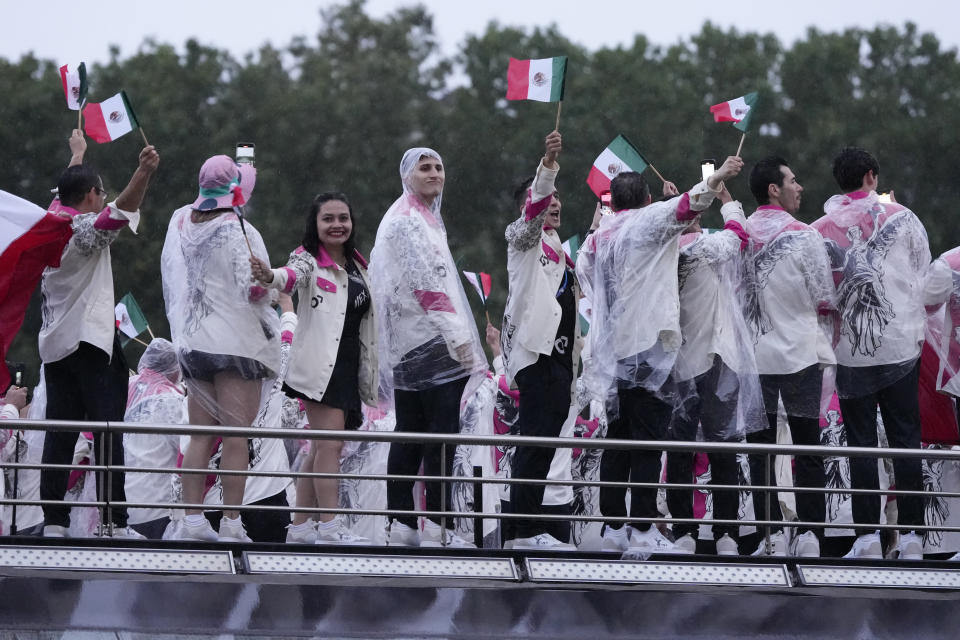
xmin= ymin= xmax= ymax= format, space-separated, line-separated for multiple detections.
xmin=756 ymin=204 xmax=786 ymax=212
xmin=846 ymin=190 xmax=870 ymax=200
xmin=315 ymin=246 xmax=368 ymax=271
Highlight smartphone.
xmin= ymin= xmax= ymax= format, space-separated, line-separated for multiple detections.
xmin=236 ymin=142 xmax=255 ymax=166
xmin=600 ymin=192 xmax=613 ymax=216
xmin=878 ymin=192 xmax=892 ymax=204
xmin=701 ymin=159 xmax=716 ymax=182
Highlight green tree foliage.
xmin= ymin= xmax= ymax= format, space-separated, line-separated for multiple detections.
xmin=3 ymin=1 xmax=960 ymax=382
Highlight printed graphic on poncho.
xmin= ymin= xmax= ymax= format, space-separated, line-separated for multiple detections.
xmin=742 ymin=232 xmax=805 ymax=341
xmin=823 ymin=214 xmax=912 ymax=357
xmin=922 ymin=458 xmax=949 ymax=549
xmin=820 ymin=408 xmax=851 ymax=521
xmin=570 ymin=415 xmax=604 ymax=546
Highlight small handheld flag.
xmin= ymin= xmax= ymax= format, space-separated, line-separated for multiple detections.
xmin=562 ymin=235 xmax=581 ymax=266
xmin=83 ymin=91 xmax=140 ymax=143
xmin=115 ymin=292 xmax=149 ymax=346
xmin=506 ymin=57 xmax=567 ymax=103
xmin=462 ymin=271 xmax=492 ymax=305
xmin=59 ymin=63 xmax=88 ymax=111
xmin=586 ymin=135 xmax=649 ymax=198
xmin=710 ymin=92 xmax=758 ymax=133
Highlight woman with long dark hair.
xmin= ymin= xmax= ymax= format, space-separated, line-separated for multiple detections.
xmin=250 ymin=192 xmax=376 ymax=544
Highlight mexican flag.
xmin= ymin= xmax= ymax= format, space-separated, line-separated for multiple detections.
xmin=0 ymin=191 xmax=73 ymax=391
xmin=59 ymin=62 xmax=88 ymax=110
xmin=710 ymin=92 xmax=758 ymax=132
xmin=462 ymin=271 xmax=492 ymax=305
xmin=562 ymin=234 xmax=581 ymax=265
xmin=115 ymin=292 xmax=149 ymax=345
xmin=83 ymin=91 xmax=140 ymax=143
xmin=506 ymin=56 xmax=567 ymax=102
xmin=586 ymin=135 xmax=649 ymax=198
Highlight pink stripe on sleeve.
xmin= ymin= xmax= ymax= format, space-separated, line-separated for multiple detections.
xmin=281 ymin=267 xmax=296 ymax=294
xmin=281 ymin=330 xmax=294 ymax=344
xmin=723 ymin=220 xmax=749 ymax=250
xmin=524 ymin=192 xmax=552 ymax=221
xmin=674 ymin=193 xmax=695 ymax=222
xmin=93 ymin=208 xmax=128 ymax=231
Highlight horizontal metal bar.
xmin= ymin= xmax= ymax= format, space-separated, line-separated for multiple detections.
xmin=4 ymin=418 xmax=958 ymax=460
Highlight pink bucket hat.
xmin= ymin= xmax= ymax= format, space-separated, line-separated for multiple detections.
xmin=191 ymin=155 xmax=257 ymax=211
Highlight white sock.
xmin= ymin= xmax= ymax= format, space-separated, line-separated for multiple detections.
xmin=222 ymin=515 xmax=241 ymax=525
xmin=317 ymin=519 xmax=338 ymax=531
xmin=288 ymin=520 xmax=313 ymax=532
xmin=185 ymin=514 xmax=206 ymax=526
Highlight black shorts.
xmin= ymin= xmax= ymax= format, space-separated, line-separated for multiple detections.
xmin=282 ymin=382 xmax=363 ymax=430
xmin=179 ymin=350 xmax=272 ymax=382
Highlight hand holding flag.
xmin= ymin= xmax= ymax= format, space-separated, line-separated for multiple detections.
xmin=115 ymin=292 xmax=151 ymax=347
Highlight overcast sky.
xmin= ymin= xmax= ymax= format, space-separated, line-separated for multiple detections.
xmin=4 ymin=0 xmax=958 ymax=66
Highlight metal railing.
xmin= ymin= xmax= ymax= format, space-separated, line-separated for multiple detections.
xmin=2 ymin=417 xmax=959 ymax=545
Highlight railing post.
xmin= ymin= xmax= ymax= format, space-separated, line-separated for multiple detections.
xmin=10 ymin=430 xmax=21 ymax=535
xmin=764 ymin=452 xmax=772 ymax=554
xmin=106 ymin=425 xmax=114 ymax=535
xmin=440 ymin=442 xmax=448 ymax=546
xmin=473 ymin=465 xmax=483 ymax=548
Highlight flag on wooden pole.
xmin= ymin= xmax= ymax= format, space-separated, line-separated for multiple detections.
xmin=506 ymin=56 xmax=567 ymax=102
xmin=462 ymin=271 xmax=492 ymax=305
xmin=586 ymin=135 xmax=649 ymax=198
xmin=115 ymin=292 xmax=149 ymax=346
xmin=59 ymin=63 xmax=88 ymax=110
xmin=83 ymin=91 xmax=140 ymax=143
xmin=710 ymin=92 xmax=758 ymax=132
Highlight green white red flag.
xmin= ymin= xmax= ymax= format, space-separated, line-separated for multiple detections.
xmin=115 ymin=292 xmax=149 ymax=346
xmin=506 ymin=56 xmax=567 ymax=102
xmin=59 ymin=62 xmax=88 ymax=110
xmin=710 ymin=92 xmax=758 ymax=132
xmin=83 ymin=91 xmax=140 ymax=143
xmin=562 ymin=234 xmax=581 ymax=265
xmin=462 ymin=271 xmax=492 ymax=305
xmin=586 ymin=135 xmax=649 ymax=198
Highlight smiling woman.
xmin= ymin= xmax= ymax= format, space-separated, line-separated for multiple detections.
xmin=250 ymin=191 xmax=377 ymax=545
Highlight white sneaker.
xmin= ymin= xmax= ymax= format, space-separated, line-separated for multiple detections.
xmin=844 ymin=532 xmax=882 ymax=560
xmin=715 ymin=534 xmax=739 ymax=556
xmin=601 ymin=525 xmax=630 ymax=552
xmin=512 ymin=533 xmax=576 ymax=551
xmin=421 ymin=521 xmax=476 ymax=548
xmin=751 ymin=531 xmax=787 ymax=557
xmin=217 ymin=517 xmax=252 ymax=543
xmin=894 ymin=532 xmax=923 ymax=561
xmin=315 ymin=519 xmax=370 ymax=545
xmin=791 ymin=531 xmax=820 ymax=558
xmin=42 ymin=525 xmax=69 ymax=538
xmin=386 ymin=519 xmax=421 ymax=547
xmin=106 ymin=526 xmax=147 ymax=540
xmin=673 ymin=533 xmax=697 ymax=555
xmin=285 ymin=521 xmax=317 ymax=544
xmin=627 ymin=526 xmax=676 ymax=554
xmin=174 ymin=517 xmax=218 ymax=542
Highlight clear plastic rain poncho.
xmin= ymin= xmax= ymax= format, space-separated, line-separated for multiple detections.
xmin=673 ymin=228 xmax=767 ymax=439
xmin=584 ymin=186 xmax=713 ymax=416
xmin=814 ymin=192 xmax=932 ymax=398
xmin=742 ymin=207 xmax=837 ymax=417
xmin=160 ymin=205 xmax=280 ymax=420
xmin=123 ymin=338 xmax=186 ymax=526
xmin=929 ymin=247 xmax=960 ymax=397
xmin=368 ymin=148 xmax=487 ymax=404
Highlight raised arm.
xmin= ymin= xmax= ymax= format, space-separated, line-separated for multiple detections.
xmin=505 ymin=130 xmax=561 ymax=251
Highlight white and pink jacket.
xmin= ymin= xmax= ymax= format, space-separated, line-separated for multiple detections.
xmin=266 ymin=245 xmax=377 ymax=407
xmin=501 ymin=161 xmax=582 ymax=386
xmin=38 ymin=198 xmax=140 ymax=364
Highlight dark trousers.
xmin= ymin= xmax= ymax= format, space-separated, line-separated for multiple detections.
xmin=666 ymin=359 xmax=740 ymax=540
xmin=388 ymin=376 xmax=469 ymax=528
xmin=747 ymin=364 xmax=825 ymax=537
xmin=511 ymin=356 xmax=573 ymax=538
xmin=838 ymin=361 xmax=922 ymax=534
xmin=599 ymin=386 xmax=673 ymax=531
xmin=41 ymin=339 xmax=129 ymax=528
xmin=500 ymin=500 xmax=572 ymax=544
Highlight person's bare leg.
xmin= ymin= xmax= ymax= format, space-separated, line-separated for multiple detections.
xmin=214 ymin=373 xmax=262 ymax=519
xmin=291 ymin=446 xmax=318 ymax=525
xmin=182 ymin=381 xmax=217 ymax=516
xmin=304 ymin=401 xmax=346 ymax=523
